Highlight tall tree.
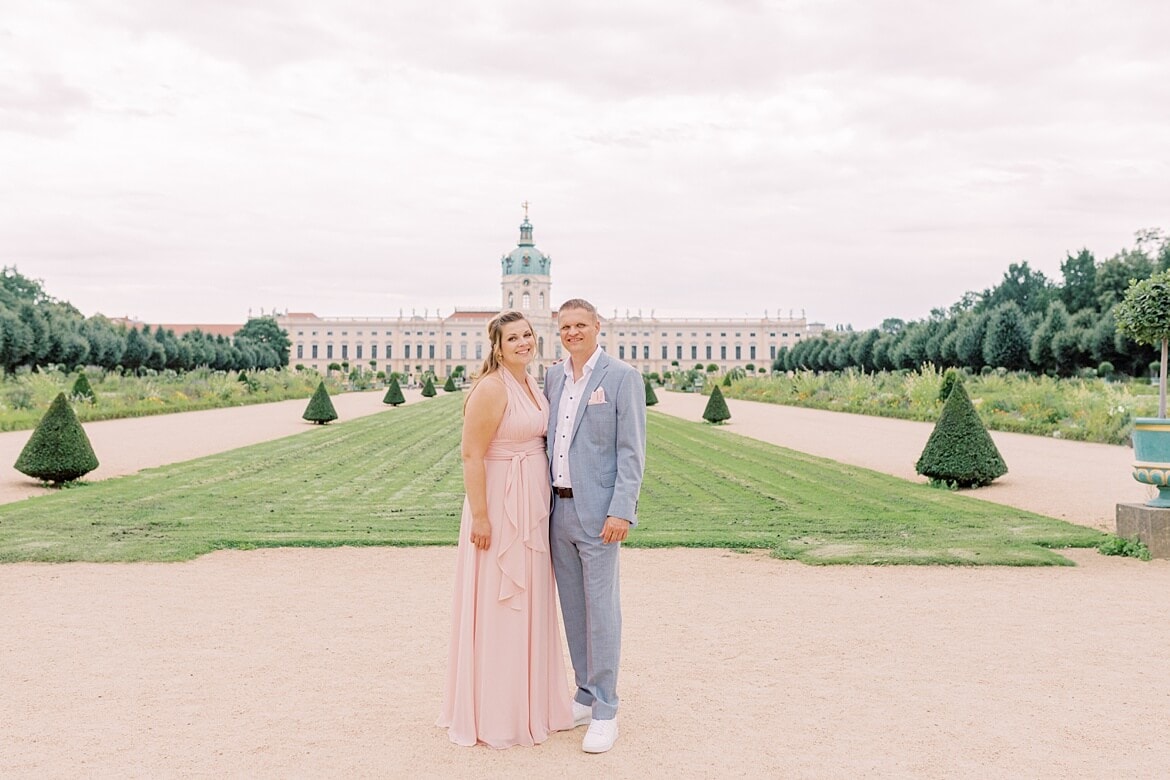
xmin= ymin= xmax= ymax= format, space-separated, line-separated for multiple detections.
xmin=1059 ymin=248 xmax=1097 ymax=313
xmin=982 ymin=302 xmax=1031 ymax=371
xmin=235 ymin=317 xmax=291 ymax=367
xmin=979 ymin=261 xmax=1054 ymax=317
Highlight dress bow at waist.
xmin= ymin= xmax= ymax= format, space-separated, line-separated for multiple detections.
xmin=486 ymin=438 xmax=548 ymax=610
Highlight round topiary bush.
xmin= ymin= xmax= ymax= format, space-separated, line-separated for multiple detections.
xmin=383 ymin=375 xmax=406 ymax=406
xmin=303 ymin=381 xmax=338 ymax=424
xmin=703 ymin=385 xmax=730 ymax=424
xmin=915 ymin=380 xmax=1007 ymax=488
xmin=15 ymin=392 xmax=99 ymax=485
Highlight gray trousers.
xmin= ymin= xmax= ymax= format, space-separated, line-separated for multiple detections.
xmin=550 ymin=496 xmax=622 ymax=720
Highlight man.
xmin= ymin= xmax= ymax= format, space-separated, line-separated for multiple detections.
xmin=544 ymin=298 xmax=647 ymax=754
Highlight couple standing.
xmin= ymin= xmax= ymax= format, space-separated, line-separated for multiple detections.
xmin=436 ymin=298 xmax=647 ymax=753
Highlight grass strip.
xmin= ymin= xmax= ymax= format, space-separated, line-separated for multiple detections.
xmin=0 ymin=394 xmax=1105 ymax=564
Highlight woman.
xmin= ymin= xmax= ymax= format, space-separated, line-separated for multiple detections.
xmin=436 ymin=310 xmax=575 ymax=748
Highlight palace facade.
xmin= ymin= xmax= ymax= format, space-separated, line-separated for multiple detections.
xmin=277 ymin=214 xmax=823 ymax=382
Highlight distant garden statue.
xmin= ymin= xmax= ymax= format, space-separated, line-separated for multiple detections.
xmin=303 ymin=381 xmax=338 ymax=424
xmin=15 ymin=392 xmax=99 ymax=485
xmin=383 ymin=375 xmax=406 ymax=406
xmin=702 ymin=385 xmax=731 ymax=424
xmin=915 ymin=379 xmax=1007 ymax=488
xmin=421 ymin=376 xmax=437 ymax=398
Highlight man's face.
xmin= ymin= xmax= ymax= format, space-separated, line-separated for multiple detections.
xmin=558 ymin=307 xmax=600 ymax=360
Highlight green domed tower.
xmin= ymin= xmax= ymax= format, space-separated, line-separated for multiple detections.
xmin=500 ymin=203 xmax=555 ymax=373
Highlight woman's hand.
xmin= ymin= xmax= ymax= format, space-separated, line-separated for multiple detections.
xmin=470 ymin=516 xmax=492 ymax=550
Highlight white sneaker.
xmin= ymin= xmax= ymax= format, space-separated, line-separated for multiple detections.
xmin=572 ymin=701 xmax=592 ymax=727
xmin=582 ymin=716 xmax=618 ymax=753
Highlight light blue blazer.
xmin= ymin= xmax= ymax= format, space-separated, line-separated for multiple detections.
xmin=544 ymin=350 xmax=647 ymax=535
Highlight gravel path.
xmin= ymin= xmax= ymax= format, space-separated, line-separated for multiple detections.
xmin=2 ymin=390 xmax=1166 ymax=779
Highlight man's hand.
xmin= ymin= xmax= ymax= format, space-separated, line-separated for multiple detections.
xmin=600 ymin=516 xmax=630 ymax=544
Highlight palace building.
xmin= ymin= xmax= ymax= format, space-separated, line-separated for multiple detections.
xmin=276 ymin=212 xmax=822 ymax=382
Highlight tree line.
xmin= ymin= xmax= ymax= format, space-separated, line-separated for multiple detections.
xmin=775 ymin=230 xmax=1170 ymax=377
xmin=0 ymin=268 xmax=291 ymax=374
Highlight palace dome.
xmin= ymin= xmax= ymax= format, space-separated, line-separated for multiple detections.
xmin=500 ymin=217 xmax=551 ymax=276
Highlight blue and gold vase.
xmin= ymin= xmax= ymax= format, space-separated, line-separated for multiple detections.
xmin=1132 ymin=417 xmax=1170 ymax=507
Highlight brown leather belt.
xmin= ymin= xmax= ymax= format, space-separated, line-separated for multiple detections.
xmin=554 ymin=487 xmax=574 ymax=498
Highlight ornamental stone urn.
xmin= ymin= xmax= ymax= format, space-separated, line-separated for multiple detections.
xmin=1131 ymin=418 xmax=1170 ymax=507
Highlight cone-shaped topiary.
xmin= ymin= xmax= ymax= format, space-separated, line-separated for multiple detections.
xmin=303 ymin=381 xmax=338 ymax=424
xmin=71 ymin=373 xmax=96 ymax=403
xmin=915 ymin=380 xmax=1007 ymax=488
xmin=722 ymin=374 xmax=731 ymax=387
xmin=237 ymin=370 xmax=249 ymax=383
xmin=383 ymin=375 xmax=405 ymax=406
xmin=15 ymin=393 xmax=99 ymax=484
xmin=443 ymin=374 xmax=458 ymax=392
xmin=939 ymin=367 xmax=961 ymax=402
xmin=702 ymin=384 xmax=730 ymax=424
xmin=644 ymin=378 xmax=658 ymax=407
xmin=421 ymin=376 xmax=436 ymax=398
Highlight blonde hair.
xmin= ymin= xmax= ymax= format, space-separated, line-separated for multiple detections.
xmin=465 ymin=309 xmax=532 ymax=409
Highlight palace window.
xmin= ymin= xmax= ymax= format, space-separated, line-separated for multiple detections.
xmin=662 ymin=345 xmax=668 ymax=359
xmin=706 ymin=346 xmax=712 ymax=360
xmin=643 ymin=345 xmax=649 ymax=359
xmin=341 ymin=345 xmax=348 ymax=360
xmin=311 ymin=344 xmax=318 ymax=359
xmin=734 ymin=346 xmax=741 ymax=360
xmin=446 ymin=344 xmax=452 ymax=359
xmin=327 ymin=345 xmax=334 ymax=359
xmin=750 ymin=346 xmax=756 ymax=360
xmin=356 ymin=345 xmax=363 ymax=360
xmin=405 ymin=345 xmax=412 ymax=359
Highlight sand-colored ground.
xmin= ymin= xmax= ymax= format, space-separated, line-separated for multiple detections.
xmin=2 ymin=391 xmax=1168 ymax=778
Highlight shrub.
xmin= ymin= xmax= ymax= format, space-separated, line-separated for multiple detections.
xmin=939 ymin=367 xmax=961 ymax=402
xmin=915 ymin=381 xmax=1007 ymax=488
xmin=443 ymin=374 xmax=457 ymax=392
xmin=645 ymin=378 xmax=658 ymax=407
xmin=71 ymin=373 xmax=96 ymax=403
xmin=1097 ymin=535 xmax=1151 ymax=561
xmin=421 ymin=376 xmax=436 ymax=398
xmin=1098 ymin=361 xmax=1115 ymax=379
xmin=302 ymin=382 xmax=338 ymax=424
xmin=722 ymin=374 xmax=732 ymax=387
xmin=703 ymin=385 xmax=730 ymax=424
xmin=15 ymin=393 xmax=99 ymax=484
xmin=383 ymin=375 xmax=405 ymax=406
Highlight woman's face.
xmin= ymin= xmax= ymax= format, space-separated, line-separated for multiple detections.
xmin=498 ymin=320 xmax=535 ymax=368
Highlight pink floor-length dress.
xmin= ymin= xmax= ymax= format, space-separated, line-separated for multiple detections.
xmin=436 ymin=369 xmax=574 ymax=748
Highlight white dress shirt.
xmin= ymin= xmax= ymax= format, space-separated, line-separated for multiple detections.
xmin=552 ymin=346 xmax=603 ymax=489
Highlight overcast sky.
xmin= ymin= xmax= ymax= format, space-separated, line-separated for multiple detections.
xmin=2 ymin=1 xmax=1168 ymax=330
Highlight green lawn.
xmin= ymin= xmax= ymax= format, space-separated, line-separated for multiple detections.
xmin=0 ymin=394 xmax=1105 ymax=565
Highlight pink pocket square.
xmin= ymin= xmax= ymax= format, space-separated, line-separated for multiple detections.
xmin=587 ymin=388 xmax=607 ymax=405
